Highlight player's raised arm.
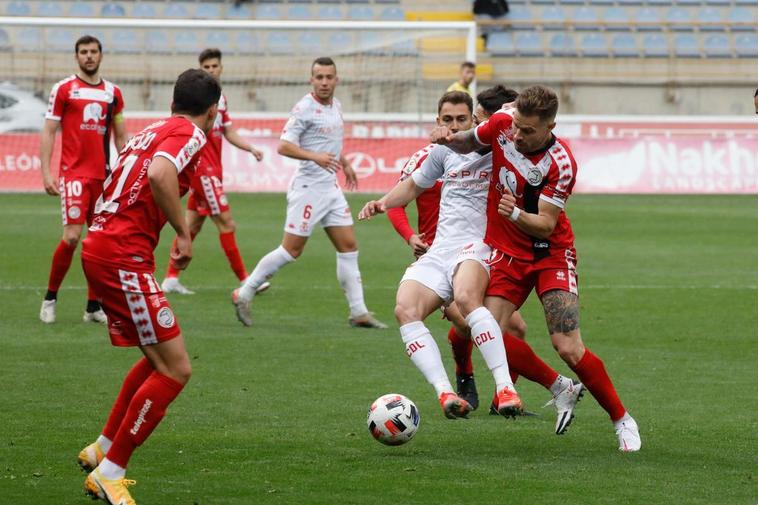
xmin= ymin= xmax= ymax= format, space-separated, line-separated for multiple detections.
xmin=277 ymin=140 xmax=341 ymax=173
xmin=429 ymin=126 xmax=482 ymax=154
xmin=358 ymin=176 xmax=425 ymax=221
xmin=39 ymin=119 xmax=60 ymax=195
xmin=148 ymin=157 xmax=192 ymax=270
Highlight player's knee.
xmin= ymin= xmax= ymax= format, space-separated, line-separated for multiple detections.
xmin=553 ymin=338 xmax=583 ymax=367
xmin=508 ymin=319 xmax=528 ymax=339
xmin=394 ymin=302 xmax=420 ymax=325
xmin=283 ymin=242 xmax=304 ymax=259
xmin=62 ymin=234 xmax=80 ymax=247
xmin=453 ymin=290 xmax=477 ymax=317
xmin=217 ymin=217 xmax=236 ymax=234
xmin=170 ymin=360 xmax=192 ymax=385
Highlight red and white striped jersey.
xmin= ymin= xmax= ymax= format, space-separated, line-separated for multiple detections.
xmin=82 ymin=116 xmax=206 ymax=270
xmin=474 ymin=108 xmax=578 ymax=261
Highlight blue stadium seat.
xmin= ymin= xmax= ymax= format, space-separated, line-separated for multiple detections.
xmin=703 ymin=34 xmax=731 ymax=56
xmin=346 ymin=0 xmax=371 ymax=4
xmin=580 ymin=33 xmax=608 ymax=57
xmin=348 ymin=6 xmax=374 ymax=20
xmin=675 ymin=0 xmax=702 ymax=5
xmin=705 ymin=0 xmax=730 ymax=5
xmin=673 ymin=33 xmax=700 ymax=56
xmin=266 ymin=32 xmax=292 ymax=54
xmin=666 ymin=8 xmax=693 ymax=31
xmin=698 ymin=8 xmax=725 ymax=31
xmin=603 ymin=7 xmax=632 ymax=31
xmin=562 ymin=0 xmax=585 ymax=5
xmin=132 ymin=3 xmax=156 ymax=18
xmin=236 ymin=31 xmax=260 ymax=55
xmin=735 ymin=33 xmax=758 ymax=56
xmin=572 ymin=6 xmax=598 ymax=30
xmin=16 ymin=27 xmax=41 ymax=51
xmin=390 ymin=38 xmax=416 ymax=55
xmin=0 ymin=28 xmax=11 ymax=50
xmin=69 ymin=2 xmax=94 ymax=17
xmin=611 ymin=33 xmax=638 ymax=56
xmin=618 ymin=0 xmax=643 ymax=5
xmin=646 ymin=0 xmax=670 ymax=5
xmin=487 ymin=32 xmax=516 ymax=56
xmin=256 ymin=5 xmax=282 ymax=20
xmin=287 ymin=5 xmax=312 ymax=20
xmin=730 ymin=8 xmax=756 ymax=31
xmin=588 ymin=0 xmax=614 ymax=5
xmin=515 ymin=32 xmax=542 ymax=55
xmin=375 ymin=0 xmax=400 ymax=4
xmin=175 ymin=31 xmax=201 ymax=54
xmin=6 ymin=1 xmax=31 ymax=16
xmin=735 ymin=0 xmax=758 ymax=5
xmin=206 ymin=31 xmax=233 ymax=53
xmin=380 ymin=7 xmax=405 ymax=21
xmin=37 ymin=2 xmax=64 ymax=17
xmin=164 ymin=4 xmax=191 ymax=19
xmin=101 ymin=3 xmax=126 ymax=18
xmin=358 ymin=31 xmax=383 ymax=53
xmin=506 ymin=5 xmax=534 ymax=30
xmin=635 ymin=7 xmax=662 ymax=31
xmin=550 ymin=33 xmax=576 ymax=56
xmin=318 ymin=6 xmax=343 ymax=20
xmin=329 ymin=32 xmax=354 ymax=51
xmin=196 ymin=4 xmax=222 ymax=19
xmin=146 ymin=31 xmax=170 ymax=53
xmin=47 ymin=29 xmax=74 ymax=52
xmin=227 ymin=4 xmax=252 ymax=18
xmin=112 ymin=30 xmax=140 ymax=54
xmin=541 ymin=6 xmax=566 ymax=30
xmin=297 ymin=32 xmax=323 ymax=54
xmin=642 ymin=33 xmax=668 ymax=57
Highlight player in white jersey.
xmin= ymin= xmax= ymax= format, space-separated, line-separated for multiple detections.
xmin=233 ymin=57 xmax=386 ymax=329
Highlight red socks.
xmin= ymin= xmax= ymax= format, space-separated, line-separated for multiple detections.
xmin=102 ymin=358 xmax=155 ymax=441
xmin=447 ymin=326 xmax=473 ymax=375
xmin=503 ymin=333 xmax=559 ymax=389
xmin=570 ymin=348 xmax=626 ymax=421
xmin=106 ymin=371 xmax=185 ymax=468
xmin=47 ymin=240 xmax=76 ymax=292
xmin=219 ymin=231 xmax=247 ymax=281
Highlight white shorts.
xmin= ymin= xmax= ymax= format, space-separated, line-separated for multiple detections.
xmin=283 ymin=184 xmax=354 ymax=237
xmin=400 ymin=241 xmax=492 ymax=303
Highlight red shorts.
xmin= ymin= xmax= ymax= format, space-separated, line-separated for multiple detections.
xmin=59 ymin=176 xmax=103 ymax=225
xmin=486 ymin=248 xmax=579 ymax=309
xmin=82 ymin=259 xmax=182 ymax=347
xmin=187 ymin=174 xmax=229 ymax=217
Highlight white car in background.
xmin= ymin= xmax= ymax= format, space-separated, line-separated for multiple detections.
xmin=0 ymin=82 xmax=46 ymax=133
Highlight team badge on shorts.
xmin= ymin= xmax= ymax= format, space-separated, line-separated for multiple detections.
xmin=156 ymin=307 xmax=175 ymax=328
xmin=220 ymin=195 xmax=228 ymax=206
xmin=68 ymin=205 xmax=81 ymax=220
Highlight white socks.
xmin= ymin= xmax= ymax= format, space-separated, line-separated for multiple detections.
xmin=96 ymin=435 xmax=112 ymax=453
xmin=336 ymin=251 xmax=368 ymax=318
xmin=98 ymin=457 xmax=125 ymax=480
xmin=400 ymin=321 xmax=454 ymax=396
xmin=465 ymin=307 xmax=514 ymax=391
xmin=239 ymin=245 xmax=295 ymax=301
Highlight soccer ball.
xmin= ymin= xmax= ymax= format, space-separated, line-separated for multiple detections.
xmin=367 ymin=393 xmax=420 ymax=446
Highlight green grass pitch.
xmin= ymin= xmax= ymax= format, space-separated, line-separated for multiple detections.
xmin=1 ymin=193 xmax=756 ymax=504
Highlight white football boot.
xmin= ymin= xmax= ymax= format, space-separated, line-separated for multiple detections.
xmin=40 ymin=299 xmax=56 ymax=324
xmin=615 ymin=414 xmax=641 ymax=452
xmin=544 ymin=380 xmax=585 ymax=435
xmin=161 ymin=277 xmax=195 ymax=295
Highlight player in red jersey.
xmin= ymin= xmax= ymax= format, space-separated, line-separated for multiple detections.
xmin=161 ymin=48 xmax=266 ymax=295
xmin=431 ymin=85 xmax=641 ymax=451
xmin=39 ymin=35 xmax=127 ymax=325
xmin=75 ymin=69 xmax=220 ymax=504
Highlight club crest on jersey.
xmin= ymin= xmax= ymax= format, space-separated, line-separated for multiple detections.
xmin=156 ymin=307 xmax=175 ymax=328
xmin=527 ymin=167 xmax=543 ymax=186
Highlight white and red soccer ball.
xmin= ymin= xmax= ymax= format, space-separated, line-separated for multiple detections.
xmin=367 ymin=394 xmax=420 ymax=446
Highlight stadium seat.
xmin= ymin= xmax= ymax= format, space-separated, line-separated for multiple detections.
xmin=703 ymin=34 xmax=731 ymax=57
xmin=235 ymin=31 xmax=260 ymax=55
xmin=729 ymin=8 xmax=756 ymax=31
xmin=37 ymin=2 xmax=65 ymax=17
xmin=132 ymin=3 xmax=156 ymax=18
xmin=175 ymin=32 xmax=201 ymax=54
xmin=603 ymin=7 xmax=632 ymax=31
xmin=611 ymin=33 xmax=638 ymax=57
xmin=256 ymin=5 xmax=282 ymax=20
xmin=266 ymin=32 xmax=292 ymax=54
xmin=588 ymin=0 xmax=614 ymax=5
xmin=515 ymin=32 xmax=542 ymax=56
xmin=112 ymin=30 xmax=140 ymax=54
xmin=705 ymin=0 xmax=730 ymax=5
xmin=206 ymin=31 xmax=233 ymax=53
xmin=673 ymin=33 xmax=700 ymax=57
xmin=375 ymin=0 xmax=401 ymax=4
xmin=487 ymin=32 xmax=516 ymax=56
xmin=635 ymin=8 xmax=662 ymax=31
xmin=666 ymin=8 xmax=693 ymax=31
xmin=297 ymin=32 xmax=323 ymax=54
xmin=562 ymin=0 xmax=585 ymax=5
xmin=348 ymin=6 xmax=374 ymax=20
xmin=16 ymin=27 xmax=41 ymax=51
xmin=735 ymin=0 xmax=758 ymax=5
xmin=287 ymin=5 xmax=313 ymax=20
xmin=0 ymin=28 xmax=11 ymax=50
xmin=380 ymin=7 xmax=405 ymax=21
xmin=196 ymin=3 xmax=222 ymax=20
xmin=550 ymin=33 xmax=576 ymax=56
xmin=675 ymin=0 xmax=702 ymax=5
xmin=164 ymin=4 xmax=192 ymax=19
xmin=506 ymin=5 xmax=534 ymax=30
xmin=735 ymin=33 xmax=758 ymax=56
xmin=541 ymin=6 xmax=567 ymax=31
xmin=346 ymin=0 xmax=371 ymax=4
xmin=618 ymin=0 xmax=643 ymax=5
xmin=358 ymin=31 xmax=383 ymax=53
xmin=580 ymin=33 xmax=608 ymax=57
xmin=6 ymin=1 xmax=30 ymax=16
xmin=642 ymin=33 xmax=669 ymax=57
xmin=646 ymin=0 xmax=670 ymax=5
xmin=101 ymin=3 xmax=126 ymax=18
xmin=318 ymin=6 xmax=343 ymax=20
xmin=698 ymin=8 xmax=725 ymax=31
xmin=531 ymin=0 xmax=556 ymax=5
xmin=572 ymin=6 xmax=598 ymax=31
xmin=329 ymin=32 xmax=354 ymax=51
xmin=146 ymin=31 xmax=170 ymax=53
xmin=68 ymin=2 xmax=94 ymax=17
xmin=227 ymin=4 xmax=252 ymax=18
xmin=47 ymin=28 xmax=74 ymax=52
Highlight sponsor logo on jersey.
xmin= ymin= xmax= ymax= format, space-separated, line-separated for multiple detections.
xmin=83 ymin=102 xmax=106 ymax=123
xmin=499 ymin=169 xmax=523 ymax=197
xmin=67 ymin=205 xmax=81 ymax=219
xmin=156 ymin=307 xmax=175 ymax=328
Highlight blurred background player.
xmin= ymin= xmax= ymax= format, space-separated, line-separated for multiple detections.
xmin=39 ymin=35 xmax=126 ymax=324
xmin=431 ymin=85 xmax=640 ymax=451
xmin=754 ymin=88 xmax=757 ymax=114
xmin=232 ymin=57 xmax=386 ymax=329
xmin=446 ymin=61 xmax=476 ymax=96
xmin=161 ymin=48 xmax=266 ymax=295
xmin=77 ymin=69 xmax=220 ymax=505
